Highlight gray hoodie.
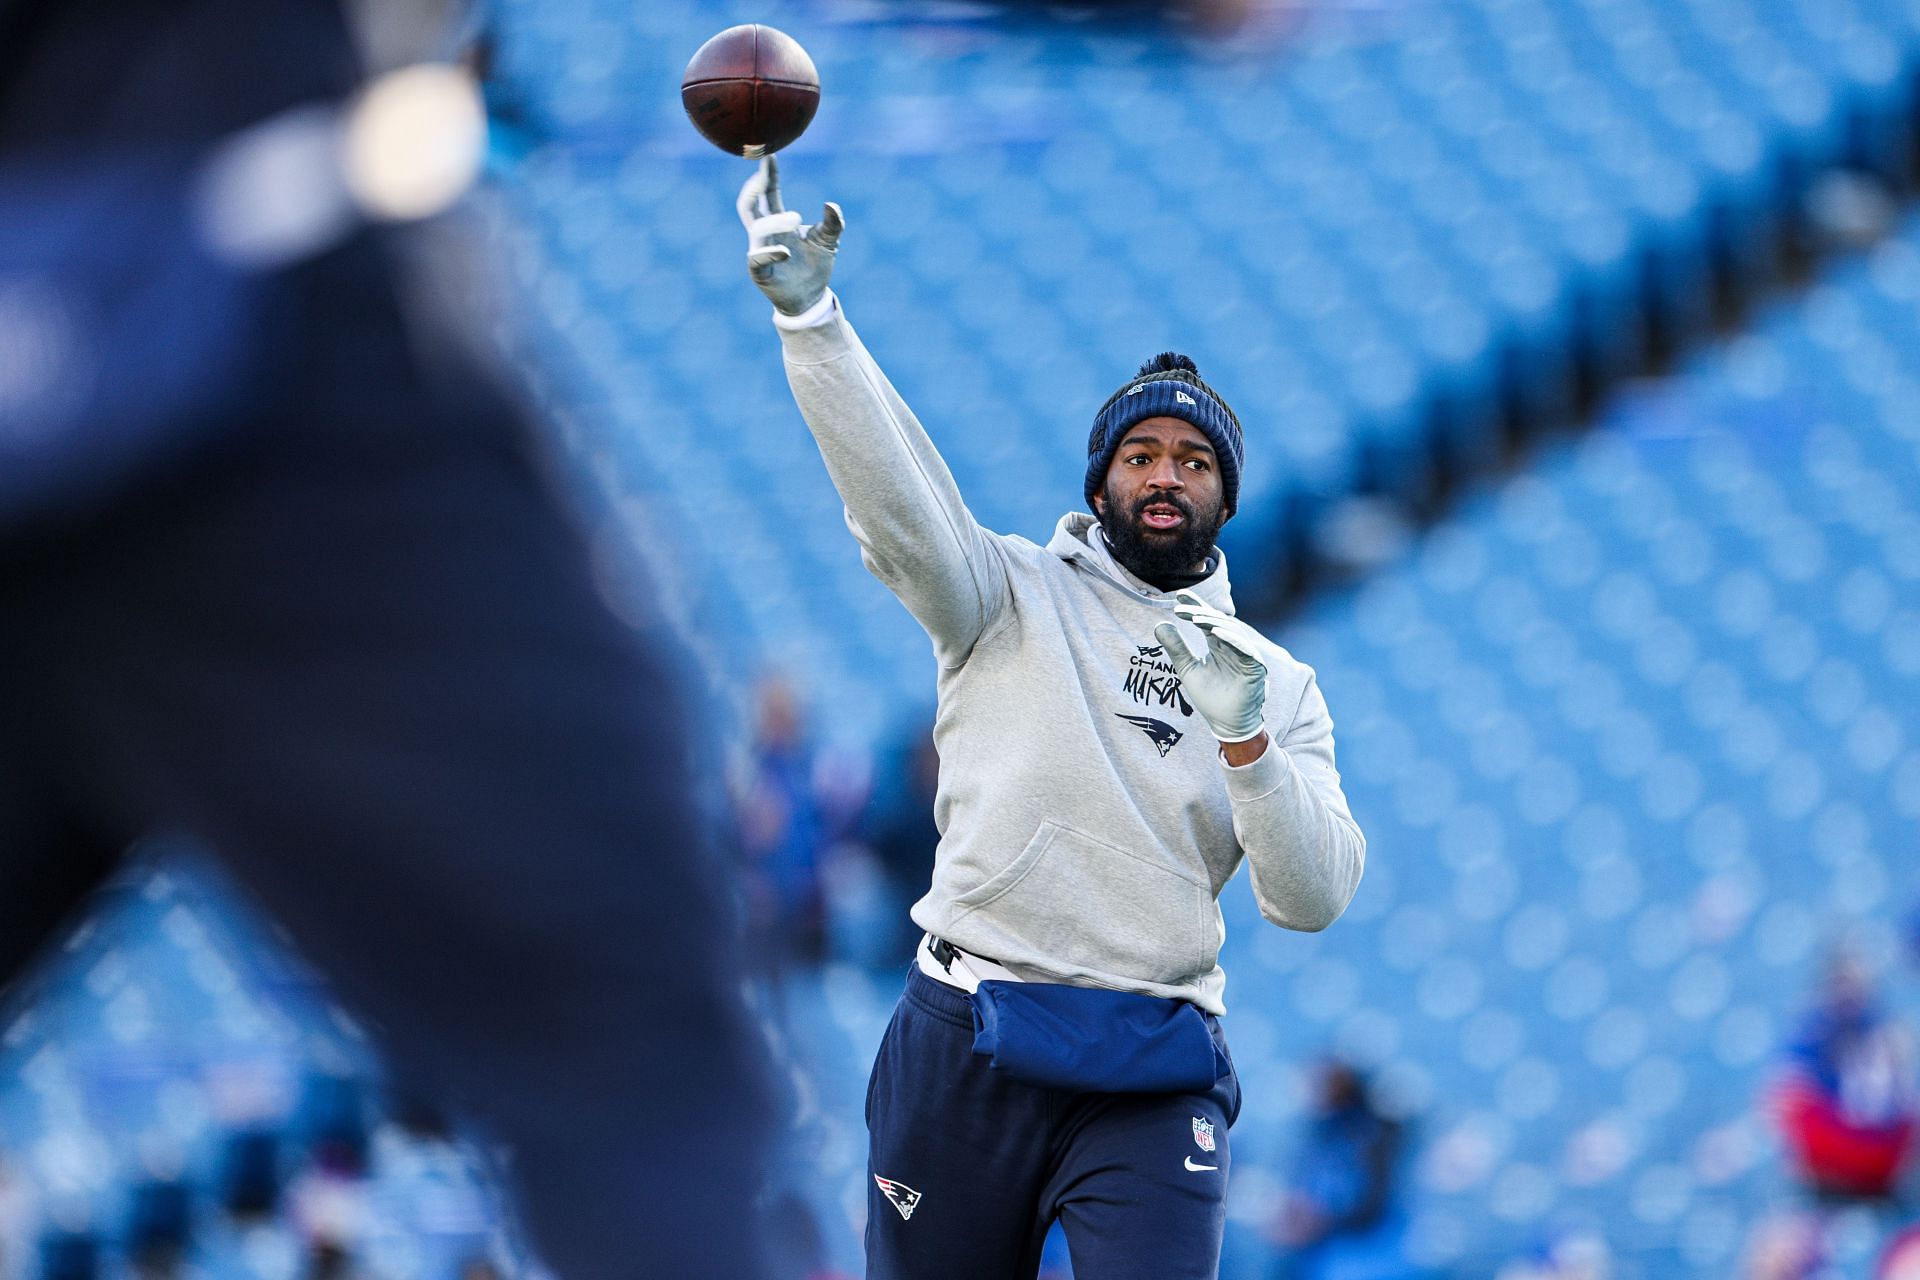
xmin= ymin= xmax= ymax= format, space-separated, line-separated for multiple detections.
xmin=775 ymin=294 xmax=1365 ymax=1014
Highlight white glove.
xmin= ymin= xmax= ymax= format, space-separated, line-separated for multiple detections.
xmin=736 ymin=155 xmax=842 ymax=316
xmin=1154 ymin=591 xmax=1269 ymax=744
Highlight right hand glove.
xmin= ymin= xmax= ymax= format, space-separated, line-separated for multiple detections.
xmin=736 ymin=155 xmax=843 ymax=316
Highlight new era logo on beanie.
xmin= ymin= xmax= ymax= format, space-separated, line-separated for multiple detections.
xmin=1086 ymin=353 xmax=1244 ymax=515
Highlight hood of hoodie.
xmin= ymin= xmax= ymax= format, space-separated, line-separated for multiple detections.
xmin=1047 ymin=512 xmax=1236 ymax=615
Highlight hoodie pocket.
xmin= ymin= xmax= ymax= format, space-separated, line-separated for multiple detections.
xmin=948 ymin=821 xmax=1213 ymax=984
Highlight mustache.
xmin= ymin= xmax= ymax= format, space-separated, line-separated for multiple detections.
xmin=1131 ymin=492 xmax=1194 ymax=523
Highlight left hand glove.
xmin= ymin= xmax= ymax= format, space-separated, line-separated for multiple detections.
xmin=1153 ymin=591 xmax=1268 ymax=743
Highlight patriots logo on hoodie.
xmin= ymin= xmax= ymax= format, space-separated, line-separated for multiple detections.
xmin=1115 ymin=713 xmax=1183 ymax=757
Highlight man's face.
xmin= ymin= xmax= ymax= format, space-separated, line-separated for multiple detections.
xmin=1093 ymin=415 xmax=1229 ymax=584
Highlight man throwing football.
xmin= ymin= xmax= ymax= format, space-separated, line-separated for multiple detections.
xmin=739 ymin=158 xmax=1366 ymax=1280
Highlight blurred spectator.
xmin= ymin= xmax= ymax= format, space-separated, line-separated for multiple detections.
xmin=1771 ymin=952 xmax=1918 ymax=1202
xmin=860 ymin=729 xmax=942 ymax=968
xmin=738 ymin=677 xmax=828 ymax=968
xmin=737 ymin=678 xmax=867 ymax=971
xmin=1270 ymin=1061 xmax=1423 ymax=1280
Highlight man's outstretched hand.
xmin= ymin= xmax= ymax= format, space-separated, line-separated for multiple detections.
xmin=1155 ymin=591 xmax=1270 ymax=752
xmin=737 ymin=155 xmax=842 ymax=316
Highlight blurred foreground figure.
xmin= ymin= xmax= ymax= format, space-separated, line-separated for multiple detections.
xmin=0 ymin=2 xmax=775 ymax=1276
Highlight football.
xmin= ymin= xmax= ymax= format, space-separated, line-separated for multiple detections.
xmin=681 ymin=25 xmax=820 ymax=158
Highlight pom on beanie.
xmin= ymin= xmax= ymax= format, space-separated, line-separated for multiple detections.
xmin=1140 ymin=352 xmax=1199 ymax=377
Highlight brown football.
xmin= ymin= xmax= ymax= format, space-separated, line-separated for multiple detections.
xmin=681 ymin=25 xmax=820 ymax=158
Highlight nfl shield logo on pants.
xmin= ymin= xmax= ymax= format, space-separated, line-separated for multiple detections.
xmin=1192 ymin=1116 xmax=1216 ymax=1153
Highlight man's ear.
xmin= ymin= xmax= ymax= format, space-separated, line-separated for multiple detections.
xmin=1091 ymin=490 xmax=1106 ymax=518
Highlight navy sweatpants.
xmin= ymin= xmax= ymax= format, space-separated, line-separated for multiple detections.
xmin=867 ymin=966 xmax=1241 ymax=1279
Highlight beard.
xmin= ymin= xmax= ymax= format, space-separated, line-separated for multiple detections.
xmin=1097 ymin=482 xmax=1227 ymax=589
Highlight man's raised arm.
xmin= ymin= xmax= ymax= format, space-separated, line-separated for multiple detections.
xmin=740 ymin=158 xmax=1010 ymax=667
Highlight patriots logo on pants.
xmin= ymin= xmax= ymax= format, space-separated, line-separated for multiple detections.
xmin=1192 ymin=1117 xmax=1215 ymax=1153
xmin=875 ymin=1175 xmax=923 ymax=1221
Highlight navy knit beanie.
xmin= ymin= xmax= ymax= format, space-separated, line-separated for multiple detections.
xmin=1085 ymin=353 xmax=1244 ymax=515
